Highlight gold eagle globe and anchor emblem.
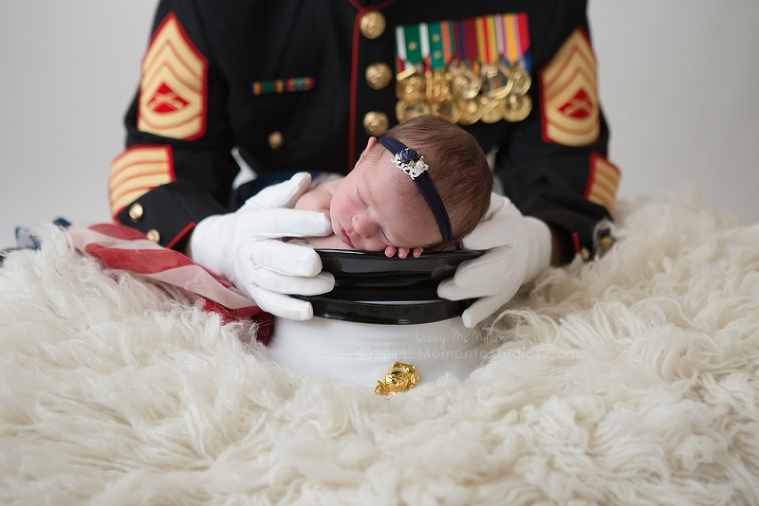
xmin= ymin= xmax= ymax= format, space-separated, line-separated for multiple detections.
xmin=375 ymin=362 xmax=420 ymax=396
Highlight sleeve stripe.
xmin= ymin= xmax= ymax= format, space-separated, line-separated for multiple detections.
xmin=584 ymin=153 xmax=621 ymax=213
xmin=109 ymin=145 xmax=175 ymax=216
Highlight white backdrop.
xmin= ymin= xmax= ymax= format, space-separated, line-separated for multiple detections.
xmin=1 ymin=0 xmax=758 ymax=248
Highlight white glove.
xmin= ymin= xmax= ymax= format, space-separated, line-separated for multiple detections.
xmin=438 ymin=193 xmax=552 ymax=328
xmin=191 ymin=172 xmax=334 ymax=320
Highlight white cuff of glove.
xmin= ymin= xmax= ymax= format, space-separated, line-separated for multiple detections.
xmin=191 ymin=214 xmax=228 ymax=277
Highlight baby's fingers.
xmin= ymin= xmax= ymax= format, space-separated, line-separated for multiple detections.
xmin=385 ymin=246 xmax=423 ymax=258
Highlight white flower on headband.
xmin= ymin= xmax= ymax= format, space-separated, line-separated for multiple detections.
xmin=391 ymin=152 xmax=428 ymax=180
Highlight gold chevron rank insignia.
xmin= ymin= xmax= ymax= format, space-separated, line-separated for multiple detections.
xmin=137 ymin=13 xmax=207 ymax=140
xmin=585 ymin=154 xmax=620 ymax=213
xmin=539 ymin=29 xmax=600 ymax=146
xmin=109 ymin=145 xmax=174 ymax=217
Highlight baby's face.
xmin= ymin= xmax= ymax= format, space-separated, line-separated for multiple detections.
xmin=329 ymin=147 xmax=440 ymax=252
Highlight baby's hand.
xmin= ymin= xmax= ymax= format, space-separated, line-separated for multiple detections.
xmin=384 ymin=246 xmax=423 ymax=258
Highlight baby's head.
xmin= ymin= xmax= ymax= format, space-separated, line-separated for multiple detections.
xmin=382 ymin=115 xmax=493 ymax=246
xmin=329 ymin=115 xmax=492 ymax=252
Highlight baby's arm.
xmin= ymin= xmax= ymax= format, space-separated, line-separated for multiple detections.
xmin=295 ymin=179 xmax=349 ymax=249
xmin=294 ymin=180 xmax=339 ymax=215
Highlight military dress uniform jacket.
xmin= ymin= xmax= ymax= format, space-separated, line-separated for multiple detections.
xmin=110 ymin=0 xmax=620 ymax=258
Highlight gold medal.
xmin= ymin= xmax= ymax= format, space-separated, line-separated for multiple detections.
xmin=480 ymin=64 xmax=513 ymax=100
xmin=430 ymin=100 xmax=462 ymax=124
xmin=395 ymin=68 xmax=426 ymax=105
xmin=506 ymin=64 xmax=531 ymax=96
xmin=479 ymin=96 xmax=502 ymax=123
xmin=456 ymin=98 xmax=483 ymax=125
xmin=396 ymin=99 xmax=431 ymax=123
xmin=425 ymin=69 xmax=453 ymax=104
xmin=497 ymin=93 xmax=532 ymax=122
xmin=449 ymin=60 xmax=482 ymax=100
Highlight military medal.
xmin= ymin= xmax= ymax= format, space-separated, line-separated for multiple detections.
xmin=457 ymin=98 xmax=483 ymax=125
xmin=425 ymin=69 xmax=453 ymax=103
xmin=497 ymin=93 xmax=532 ymax=122
xmin=480 ymin=64 xmax=513 ymax=99
xmin=395 ymin=68 xmax=426 ymax=104
xmin=449 ymin=60 xmax=482 ymax=100
xmin=395 ymin=24 xmax=426 ymax=112
xmin=480 ymin=96 xmax=502 ymax=124
xmin=430 ymin=99 xmax=462 ymax=123
xmin=393 ymin=13 xmax=534 ymax=125
xmin=396 ymin=99 xmax=431 ymax=123
xmin=506 ymin=64 xmax=531 ymax=96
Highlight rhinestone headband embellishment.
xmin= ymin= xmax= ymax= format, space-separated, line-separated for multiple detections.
xmin=391 ymin=148 xmax=428 ymax=180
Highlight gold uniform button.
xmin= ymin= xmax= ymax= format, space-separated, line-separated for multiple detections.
xmin=365 ymin=63 xmax=392 ymax=90
xmin=146 ymin=229 xmax=161 ymax=243
xmin=268 ymin=131 xmax=283 ymax=150
xmin=363 ymin=111 xmax=389 ymax=136
xmin=359 ymin=11 xmax=385 ymax=39
xmin=128 ymin=202 xmax=144 ymax=223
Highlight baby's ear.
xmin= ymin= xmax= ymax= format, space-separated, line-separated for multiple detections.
xmin=360 ymin=137 xmax=378 ymax=160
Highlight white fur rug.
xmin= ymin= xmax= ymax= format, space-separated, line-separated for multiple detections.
xmin=2 ymin=190 xmax=759 ymax=505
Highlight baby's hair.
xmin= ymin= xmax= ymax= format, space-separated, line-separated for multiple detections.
xmin=375 ymin=115 xmax=493 ymax=246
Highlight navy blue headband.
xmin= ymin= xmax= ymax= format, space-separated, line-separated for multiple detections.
xmin=377 ymin=136 xmax=453 ymax=244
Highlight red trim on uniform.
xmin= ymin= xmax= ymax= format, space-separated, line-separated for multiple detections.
xmin=166 ymin=221 xmax=196 ymax=250
xmin=166 ymin=144 xmax=177 ymax=181
xmin=348 ymin=9 xmax=366 ymax=169
xmin=571 ymin=231 xmax=581 ymax=253
xmin=139 ymin=12 xmax=209 ymax=141
xmin=348 ymin=0 xmax=397 ymax=170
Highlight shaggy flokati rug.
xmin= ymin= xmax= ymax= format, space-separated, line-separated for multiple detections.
xmin=2 ymin=190 xmax=759 ymax=505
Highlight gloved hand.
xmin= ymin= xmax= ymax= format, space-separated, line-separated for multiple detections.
xmin=191 ymin=172 xmax=334 ymax=320
xmin=438 ymin=193 xmax=552 ymax=328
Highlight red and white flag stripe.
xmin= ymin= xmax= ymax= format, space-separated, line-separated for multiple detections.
xmin=66 ymin=223 xmax=273 ymax=342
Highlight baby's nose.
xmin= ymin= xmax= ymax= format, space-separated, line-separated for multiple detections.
xmin=352 ymin=214 xmax=377 ymax=238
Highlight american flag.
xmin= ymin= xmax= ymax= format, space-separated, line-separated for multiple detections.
xmin=66 ymin=223 xmax=274 ymax=343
